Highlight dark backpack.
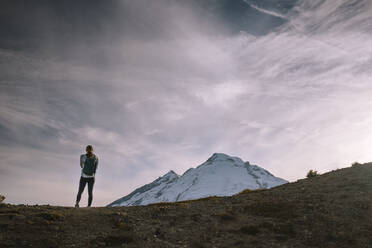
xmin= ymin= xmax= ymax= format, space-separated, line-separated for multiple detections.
xmin=83 ymin=155 xmax=98 ymax=176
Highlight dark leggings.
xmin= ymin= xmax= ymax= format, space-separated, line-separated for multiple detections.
xmin=76 ymin=177 xmax=95 ymax=206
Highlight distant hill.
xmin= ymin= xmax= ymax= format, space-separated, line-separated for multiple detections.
xmin=2 ymin=162 xmax=372 ymax=247
xmin=108 ymin=153 xmax=287 ymax=206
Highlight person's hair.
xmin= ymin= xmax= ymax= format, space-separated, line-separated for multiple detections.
xmin=86 ymin=145 xmax=93 ymax=153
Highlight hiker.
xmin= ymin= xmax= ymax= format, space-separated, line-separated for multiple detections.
xmin=75 ymin=145 xmax=99 ymax=208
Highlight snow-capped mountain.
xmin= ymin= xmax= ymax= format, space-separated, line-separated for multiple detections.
xmin=108 ymin=153 xmax=287 ymax=206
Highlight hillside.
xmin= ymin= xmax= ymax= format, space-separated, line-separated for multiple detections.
xmin=1 ymin=163 xmax=372 ymax=247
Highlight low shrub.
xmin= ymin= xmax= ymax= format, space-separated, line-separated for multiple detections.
xmin=352 ymin=162 xmax=361 ymax=167
xmin=306 ymin=170 xmax=318 ymax=178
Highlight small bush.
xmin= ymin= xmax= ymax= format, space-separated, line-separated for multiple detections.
xmin=0 ymin=195 xmax=5 ymax=203
xmin=352 ymin=162 xmax=361 ymax=167
xmin=306 ymin=170 xmax=318 ymax=178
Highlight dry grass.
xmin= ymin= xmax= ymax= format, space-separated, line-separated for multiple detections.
xmin=2 ymin=163 xmax=372 ymax=247
xmin=238 ymin=188 xmax=267 ymax=195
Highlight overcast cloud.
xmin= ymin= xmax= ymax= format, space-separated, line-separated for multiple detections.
xmin=1 ymin=0 xmax=372 ymax=206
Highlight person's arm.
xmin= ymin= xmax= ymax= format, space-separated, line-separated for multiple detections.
xmin=94 ymin=156 xmax=99 ymax=173
xmin=80 ymin=155 xmax=84 ymax=168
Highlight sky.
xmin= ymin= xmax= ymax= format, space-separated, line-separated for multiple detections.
xmin=1 ymin=0 xmax=372 ymax=206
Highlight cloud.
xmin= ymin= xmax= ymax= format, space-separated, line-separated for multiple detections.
xmin=243 ymin=0 xmax=288 ymax=19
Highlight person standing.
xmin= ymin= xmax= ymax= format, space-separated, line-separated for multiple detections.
xmin=75 ymin=145 xmax=99 ymax=208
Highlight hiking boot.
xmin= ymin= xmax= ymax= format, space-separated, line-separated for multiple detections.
xmin=75 ymin=203 xmax=79 ymax=208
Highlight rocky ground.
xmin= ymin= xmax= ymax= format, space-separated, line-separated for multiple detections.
xmin=1 ymin=163 xmax=372 ymax=248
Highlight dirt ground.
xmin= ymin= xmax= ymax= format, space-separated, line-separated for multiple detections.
xmin=1 ymin=163 xmax=372 ymax=248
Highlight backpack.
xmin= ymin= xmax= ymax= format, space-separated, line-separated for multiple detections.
xmin=83 ymin=154 xmax=98 ymax=176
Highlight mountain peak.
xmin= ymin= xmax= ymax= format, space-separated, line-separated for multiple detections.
xmin=163 ymin=170 xmax=178 ymax=178
xmin=208 ymin=153 xmax=230 ymax=160
xmin=206 ymin=153 xmax=245 ymax=165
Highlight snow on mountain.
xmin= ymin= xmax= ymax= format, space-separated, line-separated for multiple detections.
xmin=108 ymin=153 xmax=287 ymax=206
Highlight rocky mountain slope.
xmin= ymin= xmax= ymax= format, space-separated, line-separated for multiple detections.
xmin=108 ymin=153 xmax=287 ymax=206
xmin=2 ymin=162 xmax=372 ymax=247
